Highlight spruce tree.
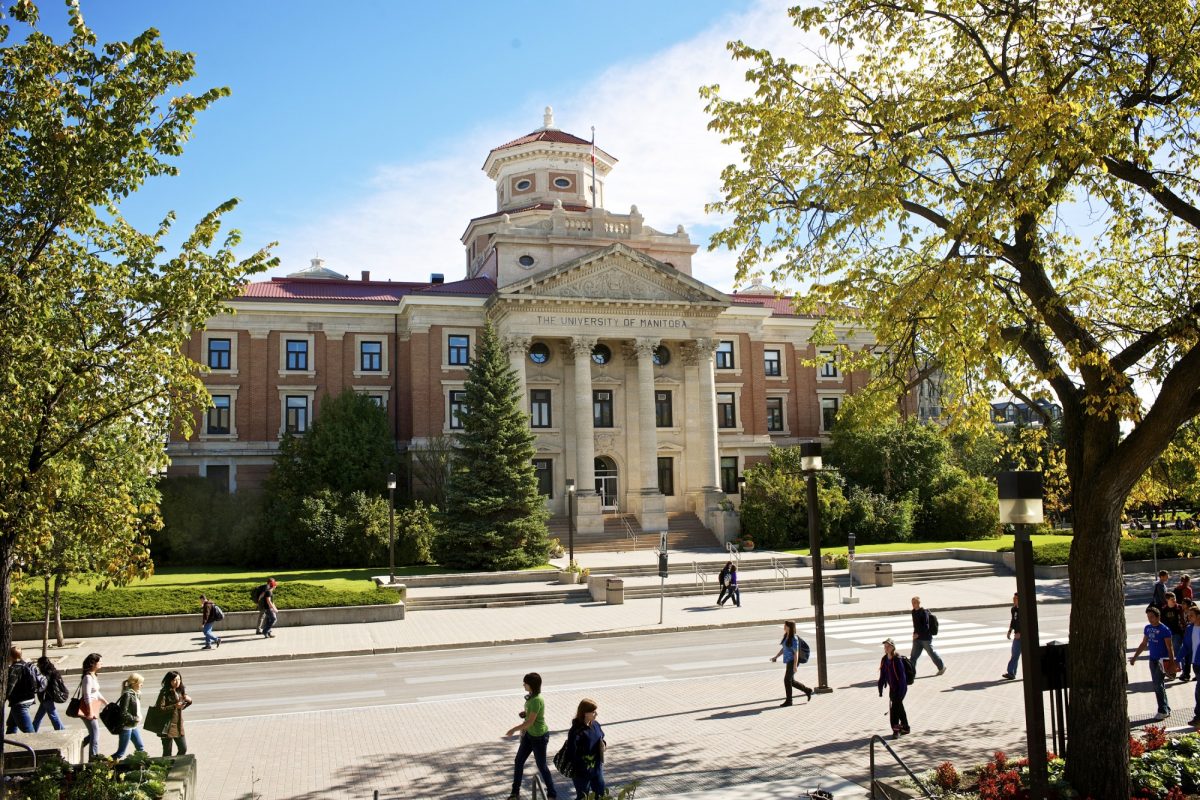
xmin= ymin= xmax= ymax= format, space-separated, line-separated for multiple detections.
xmin=436 ymin=323 xmax=551 ymax=570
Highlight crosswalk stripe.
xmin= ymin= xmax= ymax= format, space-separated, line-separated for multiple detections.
xmin=404 ymin=659 xmax=630 ymax=684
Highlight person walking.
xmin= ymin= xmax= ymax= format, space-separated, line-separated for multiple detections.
xmin=1002 ymin=593 xmax=1021 ymax=680
xmin=719 ymin=564 xmax=741 ymax=607
xmin=715 ymin=561 xmax=733 ymax=606
xmin=1162 ymin=594 xmax=1186 ymax=677
xmin=909 ymin=596 xmax=945 ymax=676
xmin=1130 ymin=605 xmax=1178 ymax=720
xmin=1176 ymin=575 xmax=1194 ymax=605
xmin=257 ymin=579 xmax=279 ymax=638
xmin=877 ymin=638 xmax=910 ymax=739
xmin=771 ymin=620 xmax=813 ymax=705
xmin=151 ymin=671 xmax=191 ymax=756
xmin=6 ymin=645 xmax=44 ymax=734
xmin=33 ymin=655 xmax=66 ymax=732
xmin=75 ymin=652 xmax=107 ymax=759
xmin=111 ymin=674 xmax=147 ymax=760
xmin=1184 ymin=607 xmax=1200 ymax=726
xmin=566 ymin=698 xmax=606 ymax=800
xmin=504 ymin=672 xmax=557 ymax=800
xmin=199 ymin=594 xmax=222 ymax=649
xmin=1152 ymin=570 xmax=1171 ymax=610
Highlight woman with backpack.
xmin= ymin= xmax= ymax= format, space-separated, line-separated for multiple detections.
xmin=715 ymin=561 xmax=732 ymax=606
xmin=878 ymin=638 xmax=911 ymax=739
xmin=32 ymin=655 xmax=67 ymax=731
xmin=149 ymin=671 xmax=192 ymax=756
xmin=566 ymin=698 xmax=606 ymax=799
xmin=111 ymin=673 xmax=147 ymax=760
xmin=770 ymin=620 xmax=813 ymax=706
xmin=199 ymin=594 xmax=222 ymax=649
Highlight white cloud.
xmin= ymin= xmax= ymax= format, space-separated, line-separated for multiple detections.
xmin=273 ymin=0 xmax=818 ymax=293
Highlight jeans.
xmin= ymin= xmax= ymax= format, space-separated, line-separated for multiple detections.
xmin=910 ymin=638 xmax=944 ymax=672
xmin=1006 ymin=637 xmax=1022 ymax=677
xmin=1193 ymin=674 xmax=1200 ymax=720
xmin=784 ymin=661 xmax=810 ymax=702
xmin=720 ymin=585 xmax=740 ymax=606
xmin=6 ymin=700 xmax=34 ymax=733
xmin=114 ymin=727 xmax=145 ymax=759
xmin=202 ymin=620 xmax=219 ymax=646
xmin=262 ymin=609 xmax=278 ymax=636
xmin=716 ymin=583 xmax=730 ymax=605
xmin=161 ymin=735 xmax=187 ymax=756
xmin=33 ymin=700 xmax=63 ymax=731
xmin=256 ymin=609 xmax=267 ymax=633
xmin=81 ymin=717 xmax=101 ymax=758
xmin=1150 ymin=658 xmax=1171 ymax=714
xmin=572 ymin=764 xmax=606 ymax=799
xmin=512 ymin=732 xmax=557 ymax=798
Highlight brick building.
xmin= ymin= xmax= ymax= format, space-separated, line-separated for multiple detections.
xmin=167 ymin=109 xmax=873 ymax=538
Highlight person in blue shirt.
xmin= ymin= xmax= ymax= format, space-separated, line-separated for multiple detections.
xmin=1184 ymin=606 xmax=1200 ymax=726
xmin=1130 ymin=605 xmax=1178 ymax=719
xmin=771 ymin=620 xmax=813 ymax=706
xmin=566 ymin=698 xmax=606 ymax=800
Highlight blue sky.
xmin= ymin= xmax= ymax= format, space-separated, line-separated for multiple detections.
xmin=33 ymin=0 xmax=813 ymax=290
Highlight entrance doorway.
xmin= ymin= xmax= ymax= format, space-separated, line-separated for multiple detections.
xmin=595 ymin=457 xmax=618 ymax=511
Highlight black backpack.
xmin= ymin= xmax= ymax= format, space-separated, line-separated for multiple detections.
xmin=49 ymin=672 xmax=68 ymax=704
xmin=927 ymin=611 xmax=940 ymax=637
xmin=211 ymin=604 xmax=225 ymax=622
xmin=900 ymin=655 xmax=916 ymax=685
xmin=251 ymin=584 xmax=267 ymax=605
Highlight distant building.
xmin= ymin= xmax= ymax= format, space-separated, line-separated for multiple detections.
xmin=990 ymin=398 xmax=1063 ymax=427
xmin=168 ymin=108 xmax=895 ymax=538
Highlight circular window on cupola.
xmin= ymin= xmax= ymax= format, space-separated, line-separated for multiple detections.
xmin=515 ymin=178 xmax=533 ymax=191
xmin=518 ymin=254 xmax=536 ymax=268
xmin=553 ymin=177 xmax=572 ymax=189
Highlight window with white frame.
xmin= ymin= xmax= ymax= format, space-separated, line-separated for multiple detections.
xmin=720 ymin=456 xmax=740 ymax=494
xmin=285 ymin=395 xmax=309 ymax=433
xmin=201 ymin=332 xmax=238 ymax=375
xmin=593 ymin=390 xmax=614 ymax=428
xmin=820 ymin=396 xmax=841 ymax=432
xmin=533 ymin=458 xmax=553 ymax=497
xmin=715 ymin=340 xmax=735 ymax=369
xmin=819 ymin=349 xmax=840 ymax=379
xmin=530 ymin=389 xmax=552 ymax=428
xmin=448 ymin=334 xmax=470 ymax=366
xmin=285 ymin=339 xmax=309 ymax=371
xmin=764 ymin=348 xmax=781 ymax=377
xmin=360 ymin=340 xmax=382 ymax=372
xmin=766 ymin=397 xmax=784 ymax=432
xmin=717 ymin=392 xmax=737 ymax=428
xmin=448 ymin=390 xmax=467 ymax=430
xmin=207 ymin=395 xmax=231 ymax=435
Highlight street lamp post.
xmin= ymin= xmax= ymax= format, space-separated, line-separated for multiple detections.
xmin=387 ymin=472 xmax=397 ymax=584
xmin=998 ymin=470 xmax=1048 ymax=800
xmin=802 ymin=441 xmax=832 ymax=694
xmin=566 ymin=479 xmax=576 ymax=567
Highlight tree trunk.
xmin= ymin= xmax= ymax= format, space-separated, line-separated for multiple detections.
xmin=53 ymin=575 xmax=64 ymax=648
xmin=42 ymin=574 xmax=50 ymax=657
xmin=1065 ymin=420 xmax=1131 ymax=798
xmin=1 ymin=550 xmax=14 ymax=797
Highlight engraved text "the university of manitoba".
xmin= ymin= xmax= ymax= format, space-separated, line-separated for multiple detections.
xmin=535 ymin=315 xmax=688 ymax=329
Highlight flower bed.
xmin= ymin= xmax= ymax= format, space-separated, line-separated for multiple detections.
xmin=12 ymin=752 xmax=174 ymax=799
xmin=907 ymin=727 xmax=1200 ymax=799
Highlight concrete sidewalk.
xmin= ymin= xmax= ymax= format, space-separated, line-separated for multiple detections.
xmin=22 ymin=559 xmax=1072 ymax=675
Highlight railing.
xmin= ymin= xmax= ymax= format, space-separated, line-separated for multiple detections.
xmin=620 ymin=512 xmax=639 ymax=550
xmin=726 ymin=540 xmax=740 ymax=566
xmin=693 ymin=561 xmax=708 ymax=588
xmin=4 ymin=737 xmax=36 ymax=772
xmin=869 ymin=734 xmax=934 ymax=799
xmin=771 ymin=556 xmax=789 ymax=581
xmin=532 ymin=774 xmax=549 ymax=800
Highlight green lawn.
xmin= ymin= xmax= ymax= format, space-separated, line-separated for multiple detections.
xmin=783 ymin=532 xmax=1074 ymax=556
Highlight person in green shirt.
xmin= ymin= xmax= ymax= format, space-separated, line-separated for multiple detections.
xmin=505 ymin=672 xmax=558 ymax=799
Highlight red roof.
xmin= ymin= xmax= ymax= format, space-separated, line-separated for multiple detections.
xmin=731 ymin=293 xmax=841 ymax=319
xmin=490 ymin=129 xmax=592 ymax=153
xmin=234 ymin=275 xmax=495 ymax=303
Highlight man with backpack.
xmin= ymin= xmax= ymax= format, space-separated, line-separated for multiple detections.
xmin=877 ymin=638 xmax=913 ymax=739
xmin=199 ymin=594 xmax=223 ymax=650
xmin=909 ymin=596 xmax=946 ymax=677
xmin=5 ymin=645 xmax=46 ymax=734
xmin=255 ymin=578 xmax=279 ymax=638
xmin=252 ymin=578 xmax=277 ymax=636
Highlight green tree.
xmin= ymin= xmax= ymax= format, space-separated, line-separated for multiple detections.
xmin=702 ymin=2 xmax=1200 ymax=792
xmin=739 ymin=446 xmax=850 ymax=548
xmin=435 ymin=323 xmax=550 ymax=570
xmin=825 ymin=420 xmax=949 ymax=503
xmin=0 ymin=1 xmax=273 ymax=747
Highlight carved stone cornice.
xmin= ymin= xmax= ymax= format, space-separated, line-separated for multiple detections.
xmin=570 ymin=336 xmax=598 ymax=358
xmin=633 ymin=339 xmax=661 ymax=360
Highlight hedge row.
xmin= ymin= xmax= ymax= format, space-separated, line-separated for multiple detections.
xmin=12 ymin=582 xmax=396 ymax=622
xmin=1030 ymin=534 xmax=1200 ymax=566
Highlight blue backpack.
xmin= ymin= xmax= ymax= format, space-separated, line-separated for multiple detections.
xmin=798 ymin=638 xmax=811 ymax=664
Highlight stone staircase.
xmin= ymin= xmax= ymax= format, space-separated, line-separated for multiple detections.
xmin=548 ymin=511 xmax=720 ymax=553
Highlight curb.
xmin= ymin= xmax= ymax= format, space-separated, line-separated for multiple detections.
xmin=64 ymin=597 xmax=1069 ymax=674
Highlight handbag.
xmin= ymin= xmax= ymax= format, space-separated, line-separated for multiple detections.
xmin=1163 ymin=658 xmax=1181 ymax=678
xmin=143 ymin=703 xmax=172 ymax=736
xmin=553 ymin=738 xmax=576 ymax=779
xmin=65 ymin=680 xmax=84 ymax=718
xmin=99 ymin=699 xmax=123 ymax=735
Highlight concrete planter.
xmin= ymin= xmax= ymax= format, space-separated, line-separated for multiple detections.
xmin=13 ymin=601 xmax=404 ymax=642
xmin=558 ymin=571 xmax=581 ymax=585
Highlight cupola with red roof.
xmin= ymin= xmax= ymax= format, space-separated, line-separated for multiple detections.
xmin=483 ymin=106 xmax=617 ymax=213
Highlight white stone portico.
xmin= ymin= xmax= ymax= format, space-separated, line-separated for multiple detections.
xmin=492 ymin=243 xmax=730 ymax=534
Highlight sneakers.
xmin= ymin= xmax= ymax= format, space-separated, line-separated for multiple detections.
xmin=1002 ymin=673 xmax=1015 ymax=680
xmin=1154 ymin=711 xmax=1171 ymax=720
xmin=1188 ymin=717 xmax=1199 ymax=726
xmin=900 ymin=726 xmax=911 ymax=735
xmin=780 ymin=700 xmax=793 ymax=707
xmin=805 ymin=688 xmax=814 ymax=702
xmin=215 ymin=638 xmax=221 ymax=648
xmin=201 ymin=645 xmax=212 ymax=650
xmin=936 ymin=667 xmax=947 ymax=676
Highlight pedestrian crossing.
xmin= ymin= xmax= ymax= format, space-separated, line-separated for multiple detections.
xmin=795 ymin=613 xmax=1068 ymax=657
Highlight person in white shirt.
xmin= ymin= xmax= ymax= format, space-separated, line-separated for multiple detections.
xmin=76 ymin=652 xmax=107 ymax=759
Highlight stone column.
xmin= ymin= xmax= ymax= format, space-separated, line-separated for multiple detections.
xmin=502 ymin=336 xmax=530 ymax=414
xmin=632 ymin=339 xmax=669 ymax=532
xmin=694 ymin=337 xmax=722 ymax=492
xmin=570 ymin=336 xmax=604 ymax=533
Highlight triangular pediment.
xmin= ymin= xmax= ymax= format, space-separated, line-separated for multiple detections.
xmin=501 ymin=244 xmax=730 ymax=306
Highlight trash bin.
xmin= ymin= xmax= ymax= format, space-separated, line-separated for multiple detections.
xmin=606 ymin=577 xmax=624 ymax=605
xmin=874 ymin=563 xmax=894 ymax=588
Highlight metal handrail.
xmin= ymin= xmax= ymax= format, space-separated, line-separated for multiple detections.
xmin=869 ymin=734 xmax=933 ymax=798
xmin=693 ymin=561 xmax=708 ymax=587
xmin=620 ymin=512 xmax=639 ymax=549
xmin=531 ymin=774 xmax=548 ymax=800
xmin=3 ymin=737 xmax=36 ymax=771
xmin=726 ymin=540 xmax=740 ymax=566
xmin=771 ymin=556 xmax=789 ymax=581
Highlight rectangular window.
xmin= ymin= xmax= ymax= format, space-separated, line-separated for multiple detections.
xmin=819 ymin=349 xmax=839 ymax=379
xmin=593 ymin=390 xmax=614 ymax=428
xmin=205 ymin=465 xmax=230 ymax=492
xmin=763 ymin=348 xmax=781 ymax=377
xmin=715 ymin=340 xmax=735 ymax=369
xmin=766 ymin=397 xmax=784 ymax=432
xmin=657 ymin=457 xmax=674 ymax=497
xmin=285 ymin=339 xmax=309 ymax=371
xmin=285 ymin=395 xmax=309 ymax=433
xmin=360 ymin=341 xmax=382 ymax=372
xmin=821 ymin=396 xmax=840 ymax=432
xmin=533 ymin=458 xmax=553 ymax=498
xmin=448 ymin=390 xmax=467 ymax=430
xmin=207 ymin=395 xmax=231 ymax=435
xmin=207 ymin=338 xmax=231 ymax=370
xmin=716 ymin=392 xmax=736 ymax=429
xmin=366 ymin=395 xmax=385 ymax=408
xmin=448 ymin=334 xmax=470 ymax=366
xmin=655 ymin=390 xmax=673 ymax=428
xmin=720 ymin=456 xmax=740 ymax=494
xmin=530 ymin=389 xmax=552 ymax=428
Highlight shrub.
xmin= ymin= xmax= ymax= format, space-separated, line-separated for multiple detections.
xmin=842 ymin=487 xmax=916 ymax=544
xmin=933 ymin=761 xmax=960 ymax=790
xmin=919 ymin=469 xmax=1000 ymax=540
xmin=739 ymin=448 xmax=851 ymax=548
xmin=396 ymin=501 xmax=439 ymax=565
xmin=293 ymin=489 xmax=390 ymax=567
xmin=154 ymin=478 xmax=262 ymax=566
